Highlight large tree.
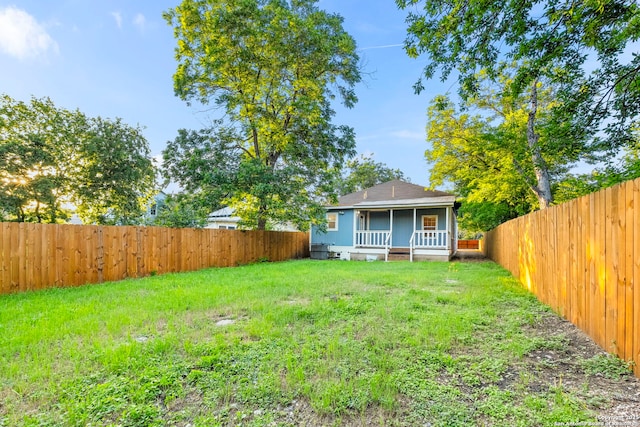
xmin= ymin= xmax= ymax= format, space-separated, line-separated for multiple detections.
xmin=0 ymin=95 xmax=83 ymax=222
xmin=74 ymin=116 xmax=157 ymax=225
xmin=163 ymin=0 xmax=360 ymax=230
xmin=426 ymin=72 xmax=587 ymax=230
xmin=397 ymin=0 xmax=640 ymax=208
xmin=0 ymin=94 xmax=156 ymax=224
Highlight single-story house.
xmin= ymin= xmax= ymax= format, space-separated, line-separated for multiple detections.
xmin=206 ymin=207 xmax=241 ymax=230
xmin=206 ymin=206 xmax=298 ymax=231
xmin=311 ymin=180 xmax=459 ymax=261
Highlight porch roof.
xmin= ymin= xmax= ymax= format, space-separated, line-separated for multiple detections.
xmin=347 ymin=196 xmax=455 ymax=209
xmin=330 ymin=180 xmax=456 ymax=209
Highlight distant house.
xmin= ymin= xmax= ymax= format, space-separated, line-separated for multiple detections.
xmin=206 ymin=207 xmax=240 ymax=230
xmin=311 ymin=180 xmax=458 ymax=261
xmin=205 ymin=206 xmax=298 ymax=231
xmin=146 ymin=192 xmax=167 ymax=221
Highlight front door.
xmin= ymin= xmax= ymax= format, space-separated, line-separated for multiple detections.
xmin=358 ymin=212 xmax=368 ymax=231
xmin=392 ymin=210 xmax=413 ymax=247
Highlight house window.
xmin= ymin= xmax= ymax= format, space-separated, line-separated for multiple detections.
xmin=149 ymin=204 xmax=157 ymax=216
xmin=422 ymin=215 xmax=438 ymax=232
xmin=327 ymin=212 xmax=338 ymax=231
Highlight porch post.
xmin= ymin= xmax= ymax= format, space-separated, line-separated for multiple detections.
xmin=411 ymin=208 xmax=417 ymax=262
xmin=413 ymin=208 xmax=417 ymax=235
xmin=353 ymin=210 xmax=358 ymax=247
xmin=389 ymin=209 xmax=393 ymax=239
xmin=446 ymin=206 xmax=450 ymax=250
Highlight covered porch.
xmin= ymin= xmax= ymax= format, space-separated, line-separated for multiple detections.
xmin=353 ymin=206 xmax=457 ymax=261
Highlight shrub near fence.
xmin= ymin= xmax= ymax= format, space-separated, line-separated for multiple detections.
xmin=484 ymin=178 xmax=640 ymax=377
xmin=0 ymin=223 xmax=309 ymax=295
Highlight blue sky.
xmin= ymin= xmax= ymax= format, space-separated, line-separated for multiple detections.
xmin=0 ymin=1 xmax=453 ymax=189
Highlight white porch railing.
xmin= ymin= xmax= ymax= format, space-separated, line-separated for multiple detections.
xmin=410 ymin=230 xmax=449 ymax=262
xmin=355 ymin=230 xmax=390 ymax=247
xmin=412 ymin=230 xmax=449 ymax=248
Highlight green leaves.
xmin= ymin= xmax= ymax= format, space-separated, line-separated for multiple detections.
xmin=74 ymin=117 xmax=157 ymax=225
xmin=399 ymin=0 xmax=640 ymax=153
xmin=0 ymin=94 xmax=157 ymax=224
xmin=425 ymin=71 xmax=590 ymax=231
xmin=164 ymin=0 xmax=361 ymax=229
xmin=336 ymin=154 xmax=407 ymax=196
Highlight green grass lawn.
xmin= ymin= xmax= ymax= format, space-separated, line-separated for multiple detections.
xmin=0 ymin=260 xmax=628 ymax=426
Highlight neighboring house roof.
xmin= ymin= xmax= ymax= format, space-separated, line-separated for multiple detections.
xmin=206 ymin=207 xmax=241 ymax=229
xmin=208 ymin=207 xmax=239 ymax=220
xmin=207 ymin=207 xmax=298 ymax=231
xmin=331 ymin=180 xmax=456 ymax=209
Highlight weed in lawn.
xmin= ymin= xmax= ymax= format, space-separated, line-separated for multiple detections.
xmin=580 ymin=354 xmax=634 ymax=379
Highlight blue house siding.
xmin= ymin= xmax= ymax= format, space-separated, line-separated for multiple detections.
xmin=392 ymin=210 xmax=413 ymax=246
xmin=311 ymin=209 xmax=354 ymax=246
xmin=369 ymin=211 xmax=389 ymax=230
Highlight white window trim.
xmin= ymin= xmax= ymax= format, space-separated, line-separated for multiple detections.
xmin=422 ymin=215 xmax=438 ymax=231
xmin=327 ymin=212 xmax=338 ymax=231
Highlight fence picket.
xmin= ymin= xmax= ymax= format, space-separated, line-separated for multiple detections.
xmin=0 ymin=224 xmax=8 ymax=294
xmin=633 ymin=179 xmax=640 ymax=376
xmin=577 ymin=196 xmax=587 ymax=331
xmin=595 ymin=188 xmax=607 ymax=350
xmin=624 ymin=181 xmax=634 ymax=362
xmin=615 ymin=184 xmax=627 ymax=358
xmin=587 ymin=193 xmax=597 ymax=341
xmin=604 ymin=187 xmax=617 ymax=354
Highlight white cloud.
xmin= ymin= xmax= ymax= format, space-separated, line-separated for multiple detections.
xmin=359 ymin=43 xmax=403 ymax=51
xmin=0 ymin=6 xmax=58 ymax=60
xmin=133 ymin=13 xmax=146 ymax=32
xmin=111 ymin=11 xmax=123 ymax=29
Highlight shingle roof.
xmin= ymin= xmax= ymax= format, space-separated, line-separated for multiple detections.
xmin=333 ymin=180 xmax=456 ymax=208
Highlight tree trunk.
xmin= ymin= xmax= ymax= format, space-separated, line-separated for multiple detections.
xmin=527 ymin=80 xmax=553 ymax=209
xmin=256 ymin=202 xmax=268 ymax=231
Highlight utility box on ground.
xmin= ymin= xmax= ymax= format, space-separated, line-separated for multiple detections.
xmin=310 ymin=244 xmax=329 ymax=260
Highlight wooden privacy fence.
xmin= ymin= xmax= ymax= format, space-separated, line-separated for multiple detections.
xmin=0 ymin=223 xmax=310 ymax=295
xmin=484 ymin=177 xmax=639 ymax=377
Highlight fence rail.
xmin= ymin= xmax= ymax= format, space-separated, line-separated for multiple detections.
xmin=484 ymin=178 xmax=639 ymax=377
xmin=0 ymin=223 xmax=309 ymax=295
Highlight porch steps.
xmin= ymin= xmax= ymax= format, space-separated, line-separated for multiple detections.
xmin=387 ymin=247 xmax=410 ymax=261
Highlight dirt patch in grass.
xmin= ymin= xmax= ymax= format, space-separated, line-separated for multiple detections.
xmin=270 ymin=310 xmax=640 ymax=427
xmin=521 ymin=312 xmax=640 ymax=420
